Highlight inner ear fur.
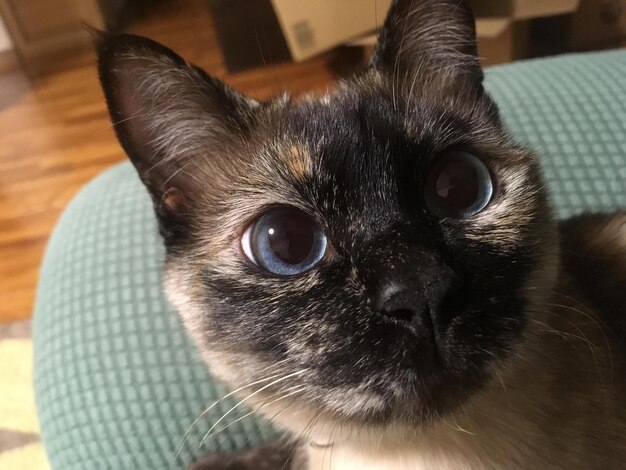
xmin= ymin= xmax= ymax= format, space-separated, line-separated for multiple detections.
xmin=371 ymin=0 xmax=483 ymax=87
xmin=96 ymin=32 xmax=259 ymax=213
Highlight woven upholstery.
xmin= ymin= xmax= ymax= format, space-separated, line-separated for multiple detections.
xmin=34 ymin=50 xmax=626 ymax=470
xmin=486 ymin=51 xmax=626 ymax=217
xmin=33 ymin=165 xmax=279 ymax=470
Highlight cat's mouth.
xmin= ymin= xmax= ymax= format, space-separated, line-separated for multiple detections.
xmin=309 ymin=366 xmax=484 ymax=427
xmin=300 ymin=320 xmax=483 ymax=425
xmin=246 ymin=359 xmax=487 ymax=438
xmin=243 ymin=331 xmax=489 ymax=431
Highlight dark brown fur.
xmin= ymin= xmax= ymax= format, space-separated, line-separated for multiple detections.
xmin=97 ymin=0 xmax=626 ymax=468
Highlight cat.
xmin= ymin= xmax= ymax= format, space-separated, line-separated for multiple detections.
xmin=96 ymin=0 xmax=626 ymax=468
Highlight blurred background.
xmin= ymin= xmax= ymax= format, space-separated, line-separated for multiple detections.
xmin=0 ymin=1 xmax=624 ymax=468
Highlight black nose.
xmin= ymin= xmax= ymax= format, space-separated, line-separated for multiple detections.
xmin=358 ymin=227 xmax=456 ymax=335
xmin=375 ymin=283 xmax=425 ymax=325
xmin=374 ymin=283 xmax=439 ymax=343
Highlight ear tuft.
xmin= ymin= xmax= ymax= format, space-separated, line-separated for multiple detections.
xmin=96 ymin=32 xmax=258 ymax=224
xmin=371 ymin=0 xmax=482 ymax=86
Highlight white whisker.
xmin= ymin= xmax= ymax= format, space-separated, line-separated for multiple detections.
xmin=198 ymin=369 xmax=308 ymax=448
xmin=168 ymin=369 xmax=300 ymax=469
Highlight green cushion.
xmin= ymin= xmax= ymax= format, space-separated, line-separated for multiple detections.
xmin=33 ymin=163 xmax=279 ymax=470
xmin=487 ymin=51 xmax=626 ymax=216
xmin=34 ymin=50 xmax=626 ymax=470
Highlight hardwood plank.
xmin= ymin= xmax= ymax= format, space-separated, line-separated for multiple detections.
xmin=0 ymin=0 xmax=358 ymax=322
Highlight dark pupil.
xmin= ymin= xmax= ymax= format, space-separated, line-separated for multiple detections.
xmin=265 ymin=211 xmax=315 ymax=265
xmin=435 ymin=157 xmax=479 ymax=209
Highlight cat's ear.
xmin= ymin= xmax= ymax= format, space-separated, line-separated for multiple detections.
xmin=371 ymin=0 xmax=482 ymax=86
xmin=96 ymin=33 xmax=258 ymax=218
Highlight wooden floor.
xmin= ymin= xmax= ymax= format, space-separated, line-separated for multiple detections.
xmin=0 ymin=0 xmax=362 ymax=322
xmin=1 ymin=0 xmax=622 ymax=322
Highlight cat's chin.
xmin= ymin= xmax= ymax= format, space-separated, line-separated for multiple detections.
xmin=256 ymin=396 xmax=464 ymax=450
xmin=199 ymin=334 xmax=491 ymax=436
xmin=246 ymin=371 xmax=482 ymax=441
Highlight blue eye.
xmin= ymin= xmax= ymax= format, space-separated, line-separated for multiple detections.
xmin=425 ymin=150 xmax=493 ymax=218
xmin=241 ymin=208 xmax=328 ymax=276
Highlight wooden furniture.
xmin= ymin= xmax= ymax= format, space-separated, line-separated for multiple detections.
xmin=0 ymin=0 xmax=104 ymax=76
xmin=0 ymin=0 xmax=357 ymax=322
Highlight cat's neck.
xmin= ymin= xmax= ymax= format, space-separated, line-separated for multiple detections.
xmin=306 ymin=444 xmax=469 ymax=470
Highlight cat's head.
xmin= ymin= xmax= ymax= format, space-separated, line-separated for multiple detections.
xmin=98 ymin=0 xmax=558 ymax=434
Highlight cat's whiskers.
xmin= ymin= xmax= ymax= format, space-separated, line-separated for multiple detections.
xmin=198 ymin=369 xmax=308 ymax=447
xmin=503 ymin=285 xmax=615 ymax=387
xmin=531 ymin=298 xmax=614 ymax=371
xmin=280 ymin=406 xmax=325 ymax=470
xmin=492 ymin=368 xmax=508 ymax=395
xmin=200 ymin=384 xmax=307 ymax=443
xmin=213 ymin=381 xmax=308 ymax=462
xmin=546 ymin=301 xmax=614 ymax=367
xmin=527 ymin=314 xmax=610 ymax=406
xmin=441 ymin=415 xmax=475 ymax=436
xmin=321 ymin=422 xmax=337 ymax=470
xmin=375 ymin=424 xmax=385 ymax=451
xmin=529 ymin=317 xmax=600 ymax=353
xmin=550 ymin=293 xmax=616 ymax=385
xmin=328 ymin=421 xmax=342 ymax=470
xmin=168 ymin=369 xmax=302 ymax=469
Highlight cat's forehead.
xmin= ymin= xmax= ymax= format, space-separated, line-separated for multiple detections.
xmin=267 ymin=74 xmax=497 ymax=161
xmin=256 ymin=80 xmax=490 ymax=200
xmin=261 ymin=93 xmax=406 ymax=214
xmin=231 ymin=82 xmax=543 ymax=248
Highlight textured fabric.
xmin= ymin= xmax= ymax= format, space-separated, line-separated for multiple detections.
xmin=486 ymin=51 xmax=626 ymax=217
xmin=34 ymin=50 xmax=626 ymax=470
xmin=33 ymin=167 xmax=278 ymax=470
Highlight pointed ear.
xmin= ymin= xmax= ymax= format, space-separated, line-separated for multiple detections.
xmin=371 ymin=0 xmax=482 ymax=86
xmin=96 ymin=33 xmax=258 ymax=220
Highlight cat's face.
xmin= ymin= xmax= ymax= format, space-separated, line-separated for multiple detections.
xmin=98 ymin=0 xmax=558 ymax=430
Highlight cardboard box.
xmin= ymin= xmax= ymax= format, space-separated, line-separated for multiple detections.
xmin=476 ymin=18 xmax=524 ymax=66
xmin=569 ymin=0 xmax=626 ymax=49
xmin=209 ymin=0 xmax=581 ymax=71
xmin=208 ymin=0 xmax=390 ymax=71
xmin=508 ymin=0 xmax=580 ymax=19
xmin=349 ymin=17 xmax=528 ymax=68
xmin=207 ymin=0 xmax=292 ymax=72
xmin=272 ymin=0 xmax=580 ymax=64
xmin=470 ymin=0 xmax=579 ymax=20
xmin=269 ymin=0 xmax=391 ymax=61
xmin=469 ymin=0 xmax=579 ymax=65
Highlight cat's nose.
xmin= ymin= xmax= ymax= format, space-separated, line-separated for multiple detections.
xmin=373 ymin=282 xmax=439 ymax=349
xmin=374 ymin=283 xmax=425 ymax=325
xmin=358 ymin=226 xmax=456 ymax=335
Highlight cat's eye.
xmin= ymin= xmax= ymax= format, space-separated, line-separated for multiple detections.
xmin=241 ymin=208 xmax=328 ymax=276
xmin=425 ymin=150 xmax=493 ymax=218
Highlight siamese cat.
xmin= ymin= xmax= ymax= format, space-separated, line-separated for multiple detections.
xmin=97 ymin=0 xmax=626 ymax=468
